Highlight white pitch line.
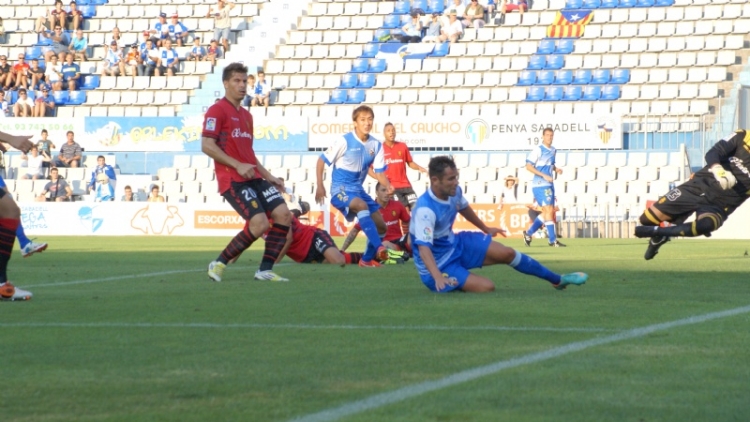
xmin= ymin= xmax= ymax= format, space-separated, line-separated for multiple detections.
xmin=289 ymin=304 xmax=750 ymax=422
xmin=0 ymin=322 xmax=616 ymax=333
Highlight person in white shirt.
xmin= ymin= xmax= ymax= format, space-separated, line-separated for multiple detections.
xmin=498 ymin=175 xmax=518 ymax=207
xmin=13 ymin=89 xmax=33 ymax=117
xmin=22 ymin=146 xmax=50 ymax=180
xmin=439 ymin=12 xmax=464 ymax=43
xmin=0 ymin=91 xmax=9 ymax=117
xmin=250 ymin=70 xmax=271 ymax=107
xmin=44 ymin=55 xmax=63 ymax=91
xmin=101 ymin=41 xmax=125 ymax=76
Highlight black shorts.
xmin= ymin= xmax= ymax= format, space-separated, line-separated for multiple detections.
xmin=389 ymin=234 xmax=409 ymax=251
xmin=652 ymin=175 xmax=745 ymax=222
xmin=393 ymin=187 xmax=417 ymax=208
xmin=222 ymin=179 xmax=286 ymax=221
xmin=301 ymin=229 xmax=337 ymax=263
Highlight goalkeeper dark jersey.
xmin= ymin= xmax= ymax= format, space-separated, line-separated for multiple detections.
xmin=689 ymin=129 xmax=750 ymax=209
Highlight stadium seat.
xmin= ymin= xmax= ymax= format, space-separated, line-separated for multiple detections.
xmin=351 ymin=58 xmax=369 ymax=73
xmin=545 ymin=86 xmax=564 ymax=101
xmin=358 ymin=73 xmax=376 ymax=88
xmin=636 ymin=0 xmax=655 ymax=6
xmin=528 ymin=55 xmax=545 ymax=70
xmin=373 ymin=29 xmax=390 ymax=43
xmin=582 ymin=85 xmax=602 ymax=101
xmin=537 ymin=70 xmax=555 ymax=85
xmin=368 ymin=59 xmax=386 ymax=73
xmin=362 ymin=43 xmax=379 ymax=58
xmin=556 ymin=39 xmax=575 ymax=54
xmin=412 ymin=0 xmax=428 ymax=12
xmin=67 ymin=90 xmax=86 ymax=105
xmin=431 ymin=43 xmax=449 ymax=57
xmin=573 ymin=69 xmax=592 ymax=85
xmin=394 ymin=2 xmax=411 ymax=14
xmin=24 ymin=46 xmax=42 ymax=60
xmin=427 ymin=0 xmax=445 ymax=13
xmin=537 ymin=40 xmax=555 ymax=55
xmin=545 ymin=55 xmax=564 ymax=70
xmin=563 ymin=86 xmax=582 ymax=101
xmin=383 ymin=15 xmax=401 ymax=29
xmin=346 ymin=89 xmax=365 ymax=104
xmin=565 ymin=0 xmax=583 ymax=7
xmin=518 ymin=70 xmax=536 ymax=86
xmin=339 ymin=74 xmax=358 ymax=88
xmin=79 ymin=5 xmax=96 ymax=18
xmin=611 ymin=69 xmax=630 ymax=84
xmin=592 ymin=69 xmax=611 ymax=84
xmin=328 ymin=89 xmax=348 ymax=104
xmin=618 ymin=0 xmax=637 ymax=7
xmin=601 ymin=85 xmax=621 ymax=100
xmin=655 ymin=0 xmax=674 ymax=5
xmin=526 ymin=86 xmax=545 ymax=102
xmin=554 ymin=70 xmax=573 ymax=85
xmin=53 ymin=91 xmax=69 ymax=105
xmin=583 ymin=0 xmax=602 ymax=8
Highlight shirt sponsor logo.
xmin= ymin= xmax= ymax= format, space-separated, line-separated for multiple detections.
xmin=232 ymin=128 xmax=252 ymax=139
xmin=206 ymin=118 xmax=216 ymax=131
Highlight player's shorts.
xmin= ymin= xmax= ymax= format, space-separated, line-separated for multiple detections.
xmin=419 ymin=231 xmax=492 ymax=293
xmin=393 ymin=187 xmax=418 ymax=209
xmin=300 ymin=229 xmax=337 ymax=263
xmin=651 ymin=176 xmax=743 ymax=222
xmin=388 ymin=234 xmax=410 ymax=252
xmin=222 ymin=179 xmax=286 ymax=221
xmin=532 ymin=185 xmax=555 ymax=207
xmin=330 ymin=186 xmax=380 ymax=222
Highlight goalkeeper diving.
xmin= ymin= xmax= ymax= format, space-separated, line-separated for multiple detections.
xmin=635 ymin=129 xmax=750 ymax=260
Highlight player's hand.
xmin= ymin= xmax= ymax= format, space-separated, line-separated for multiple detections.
xmin=315 ymin=185 xmax=327 ymax=205
xmin=555 ymin=168 xmax=563 ymax=174
xmin=543 ymin=175 xmax=554 ymax=182
xmin=386 ymin=184 xmax=394 ymax=195
xmin=709 ymin=165 xmax=737 ymax=190
xmin=235 ymin=163 xmax=256 ymax=179
xmin=485 ymin=227 xmax=507 ymax=238
xmin=268 ymin=175 xmax=285 ymax=191
xmin=4 ymin=135 xmax=33 ymax=153
xmin=434 ymin=274 xmax=458 ymax=292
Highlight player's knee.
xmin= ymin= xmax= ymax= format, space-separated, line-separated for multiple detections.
xmin=328 ymin=252 xmax=346 ymax=266
xmin=695 ymin=213 xmax=722 ymax=235
xmin=271 ymin=206 xmax=292 ymax=225
xmin=248 ymin=216 xmax=269 ymax=237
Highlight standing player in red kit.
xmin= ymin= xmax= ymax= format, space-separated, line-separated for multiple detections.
xmin=202 ymin=62 xmax=292 ymax=282
xmin=340 ymin=182 xmax=411 ymax=262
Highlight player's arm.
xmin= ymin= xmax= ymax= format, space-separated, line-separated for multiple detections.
xmin=201 ymin=135 xmax=253 ymax=176
xmin=371 ymin=146 xmax=392 ymax=192
xmin=315 ymin=157 xmax=327 ymax=204
xmin=275 ymin=229 xmax=293 ymax=264
xmin=340 ymin=226 xmax=361 ymax=252
xmin=459 ymin=205 xmax=506 ymax=238
xmin=417 ymin=245 xmax=455 ymax=292
xmin=0 ymin=130 xmax=33 ymax=153
xmin=407 ymin=161 xmax=426 ymax=173
xmin=705 ymin=131 xmax=741 ymax=167
xmin=367 ymin=167 xmax=377 ymax=180
xmin=525 ymin=162 xmax=552 ymax=181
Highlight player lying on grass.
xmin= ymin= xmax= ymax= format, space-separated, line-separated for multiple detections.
xmin=635 ymin=129 xmax=750 ymax=260
xmin=410 ymin=155 xmax=588 ymax=293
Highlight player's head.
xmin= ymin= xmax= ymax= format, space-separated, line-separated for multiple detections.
xmin=222 ymin=62 xmax=248 ymax=104
xmin=428 ymin=156 xmax=459 ymax=198
xmin=352 ymin=106 xmax=374 ymax=137
xmin=375 ymin=182 xmax=390 ymax=202
xmin=542 ymin=128 xmax=554 ymax=146
xmin=383 ymin=122 xmax=396 ymax=143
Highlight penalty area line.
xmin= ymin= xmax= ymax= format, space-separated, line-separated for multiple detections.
xmin=288 ymin=304 xmax=750 ymax=422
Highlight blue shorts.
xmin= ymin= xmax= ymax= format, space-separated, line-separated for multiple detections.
xmin=532 ymin=185 xmax=555 ymax=207
xmin=0 ymin=175 xmax=5 ymax=189
xmin=420 ymin=231 xmax=492 ymax=293
xmin=330 ymin=186 xmax=380 ymax=222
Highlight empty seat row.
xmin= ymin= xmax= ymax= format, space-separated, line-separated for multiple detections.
xmin=85 ymin=90 xmax=189 ymax=106
xmin=57 ymin=105 xmax=177 ymax=118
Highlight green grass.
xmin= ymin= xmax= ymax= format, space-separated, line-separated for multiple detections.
xmin=2 ymin=237 xmax=750 ymax=422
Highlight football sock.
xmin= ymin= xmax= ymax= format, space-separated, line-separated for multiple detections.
xmin=218 ymin=226 xmax=258 ymax=264
xmin=545 ymin=221 xmax=557 ymax=243
xmin=15 ymin=224 xmax=30 ymax=249
xmin=343 ymin=252 xmax=362 ymax=265
xmin=526 ymin=216 xmax=544 ymax=235
xmin=657 ymin=214 xmax=721 ymax=238
xmin=358 ymin=210 xmax=383 ymax=262
xmin=509 ymin=250 xmax=561 ymax=285
xmin=0 ymin=218 xmax=19 ymax=284
xmin=260 ymin=223 xmax=290 ymax=271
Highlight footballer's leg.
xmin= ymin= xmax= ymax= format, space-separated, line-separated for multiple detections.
xmin=0 ymin=189 xmax=31 ymax=301
xmin=369 ymin=209 xmax=406 ymax=262
xmin=350 ymin=197 xmax=385 ymax=266
xmin=255 ymin=181 xmax=291 ymax=282
xmin=461 ymin=273 xmax=495 ymax=293
xmin=322 ymin=248 xmax=347 ymax=266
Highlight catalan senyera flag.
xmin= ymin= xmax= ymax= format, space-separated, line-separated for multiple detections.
xmin=546 ymin=9 xmax=594 ymax=38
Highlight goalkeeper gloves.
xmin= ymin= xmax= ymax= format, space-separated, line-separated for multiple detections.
xmin=709 ymin=165 xmax=737 ymax=190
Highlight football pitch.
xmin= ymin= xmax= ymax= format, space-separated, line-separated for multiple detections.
xmin=2 ymin=236 xmax=750 ymax=422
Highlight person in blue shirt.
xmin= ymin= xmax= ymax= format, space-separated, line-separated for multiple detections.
xmin=250 ymin=70 xmax=270 ymax=107
xmin=186 ymin=37 xmax=207 ymax=61
xmin=156 ymin=38 xmax=179 ymax=77
xmin=314 ymin=105 xmax=406 ymax=267
xmin=87 ymin=155 xmax=117 ymax=193
xmin=60 ymin=53 xmax=80 ymax=91
xmin=150 ymin=12 xmax=170 ymax=46
xmin=70 ymin=29 xmax=88 ymax=61
xmin=101 ymin=40 xmax=125 ymax=76
xmin=32 ymin=86 xmax=55 ymax=117
xmin=410 ymin=156 xmax=588 ymax=293
xmin=168 ymin=13 xmax=189 ymax=46
xmin=522 ymin=128 xmax=566 ymax=247
xmin=139 ymin=39 xmax=159 ymax=76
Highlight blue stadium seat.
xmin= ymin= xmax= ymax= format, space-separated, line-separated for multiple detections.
xmin=545 ymin=55 xmax=564 ymax=70
xmin=536 ymin=40 xmax=555 ymax=55
xmin=329 ymin=89 xmax=348 ymax=104
xmin=430 ymin=42 xmax=449 ymax=57
xmin=26 ymin=91 xmax=36 ymax=102
xmin=362 ymin=43 xmax=379 ymax=58
xmin=383 ymin=15 xmax=401 ymax=29
xmin=427 ymin=0 xmax=445 ymax=13
xmin=81 ymin=75 xmax=100 ymax=90
xmin=518 ymin=70 xmax=537 ymax=86
xmin=373 ymin=29 xmax=390 ymax=42
xmin=592 ymin=69 xmax=611 ymax=84
xmin=636 ymin=0 xmax=655 ymax=6
xmin=537 ymin=70 xmax=555 ymax=85
xmin=37 ymin=35 xmax=53 ymax=46
xmin=412 ymin=0 xmax=428 ymax=12
xmin=25 ymin=46 xmax=43 ymax=60
xmin=618 ymin=0 xmax=637 ymax=6
xmin=346 ymin=89 xmax=366 ymax=104
xmin=563 ymin=86 xmax=582 ymax=101
xmin=358 ymin=73 xmax=376 ymax=88
xmin=583 ymin=0 xmax=602 ymax=8
xmin=53 ymin=90 xmax=69 ymax=105
xmin=556 ymin=39 xmax=575 ymax=54
xmin=67 ymin=90 xmax=86 ymax=105
xmin=528 ymin=55 xmax=545 ymax=70
xmin=601 ymin=0 xmax=618 ymax=6
xmin=565 ymin=0 xmax=583 ymax=8
xmin=611 ymin=69 xmax=630 ymax=84
xmin=545 ymin=86 xmax=564 ymax=101
xmin=655 ymin=0 xmax=674 ymax=5
xmin=601 ymin=85 xmax=621 ymax=100
xmin=394 ymin=1 xmax=411 ymax=14
xmin=582 ymin=85 xmax=602 ymax=101
xmin=340 ymin=74 xmax=358 ymax=88
xmin=8 ymin=91 xmax=17 ymax=105
xmin=351 ymin=58 xmax=369 ymax=73
xmin=526 ymin=86 xmax=545 ymax=102
xmin=553 ymin=69 xmax=573 ymax=85
xmin=573 ymin=69 xmax=592 ymax=85
xmin=368 ymin=59 xmax=386 ymax=73
xmin=79 ymin=5 xmax=96 ymax=18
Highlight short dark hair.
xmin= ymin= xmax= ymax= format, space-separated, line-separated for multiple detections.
xmin=97 ymin=155 xmax=105 ymax=160
xmin=375 ymin=182 xmax=384 ymax=191
xmin=428 ymin=156 xmax=457 ymax=179
xmin=222 ymin=62 xmax=248 ymax=82
xmin=543 ymin=127 xmax=554 ymax=135
xmin=41 ymin=129 xmax=47 ymax=134
xmin=383 ymin=122 xmax=394 ymax=131
xmin=352 ymin=105 xmax=374 ymax=122
xmin=124 ymin=185 xmax=132 ymax=190
xmin=66 ymin=130 xmax=74 ymax=136
xmin=257 ymin=70 xmax=265 ymax=76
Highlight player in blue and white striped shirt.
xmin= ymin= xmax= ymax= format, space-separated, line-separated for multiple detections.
xmin=315 ymin=105 xmax=405 ymax=267
xmin=410 ymin=156 xmax=587 ymax=293
xmin=523 ymin=127 xmax=566 ymax=247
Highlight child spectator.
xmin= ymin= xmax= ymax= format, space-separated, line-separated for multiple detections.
xmin=147 ymin=185 xmax=165 ymax=202
xmin=206 ymin=39 xmax=222 ymax=66
xmin=251 ymin=70 xmax=270 ymax=107
xmin=124 ymin=46 xmax=140 ymax=77
xmin=87 ymin=155 xmax=117 ymax=192
xmin=29 ymin=59 xmax=45 ymax=91
xmin=93 ymin=173 xmax=114 ymax=202
xmin=13 ymin=89 xmax=33 ymax=117
xmin=422 ymin=13 xmax=442 ymax=42
xmin=121 ymin=185 xmax=140 ymax=202
xmin=36 ymin=129 xmax=56 ymax=167
xmin=33 ymin=86 xmax=55 ymax=117
xmin=66 ymin=1 xmax=83 ymax=30
xmin=187 ymin=37 xmax=207 ymax=62
xmin=243 ymin=74 xmax=256 ymax=107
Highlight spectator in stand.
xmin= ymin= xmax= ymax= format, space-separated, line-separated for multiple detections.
xmin=0 ymin=92 xmax=8 ymax=118
xmin=45 ymin=55 xmax=63 ymax=91
xmin=61 ymin=53 xmax=80 ymax=91
xmin=87 ymin=155 xmax=117 ymax=193
xmin=37 ymin=167 xmax=72 ymax=202
xmin=497 ymin=0 xmax=527 ymax=24
xmin=55 ymin=130 xmax=82 ymax=168
xmin=443 ymin=0 xmax=465 ymax=27
xmin=482 ymin=0 xmax=497 ymax=20
xmin=0 ymin=18 xmax=5 ymax=45
xmin=0 ymin=56 xmax=10 ymax=90
xmin=12 ymin=89 xmax=33 ymax=117
xmin=21 ymin=146 xmax=50 ymax=180
xmin=206 ymin=39 xmax=222 ymax=66
xmin=243 ymin=74 xmax=256 ymax=107
xmin=463 ymin=0 xmax=486 ymax=29
xmin=498 ymin=175 xmax=518 ymax=208
xmin=139 ymin=30 xmax=152 ymax=52
xmin=422 ymin=13 xmax=442 ymax=42
xmin=156 ymin=38 xmax=179 ymax=77
xmin=92 ymin=173 xmax=114 ymax=202
xmin=36 ymin=129 xmax=56 ymax=168
xmin=251 ymin=70 xmax=270 ymax=107
xmin=121 ymin=185 xmax=140 ymax=202
xmin=110 ymin=27 xmax=123 ymax=51
xmin=29 ymin=59 xmax=45 ymax=91
xmin=400 ymin=12 xmax=422 ymax=43
xmin=208 ymin=0 xmax=235 ymax=54
xmin=147 ymin=185 xmax=165 ymax=202
xmin=168 ymin=13 xmax=189 ymax=47
xmin=150 ymin=12 xmax=170 ymax=47
xmin=70 ymin=29 xmax=88 ymax=61
xmin=139 ymin=39 xmax=159 ymax=77
xmin=439 ymin=11 xmax=463 ymax=43
xmin=32 ymin=86 xmax=55 ymax=117
xmin=186 ymin=37 xmax=207 ymax=62
xmin=10 ymin=53 xmax=30 ymax=91
xmin=66 ymin=1 xmax=83 ymax=30
xmin=124 ymin=46 xmax=140 ymax=78
xmin=41 ymin=25 xmax=70 ymax=64
xmin=101 ymin=40 xmax=125 ymax=77
xmin=35 ymin=0 xmax=67 ymax=34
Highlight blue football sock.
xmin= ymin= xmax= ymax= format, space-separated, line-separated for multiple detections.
xmin=526 ymin=216 xmax=544 ymax=236
xmin=358 ymin=210 xmax=383 ymax=262
xmin=16 ymin=224 xmax=30 ymax=249
xmin=509 ymin=250 xmax=561 ymax=285
xmin=545 ymin=221 xmax=557 ymax=243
